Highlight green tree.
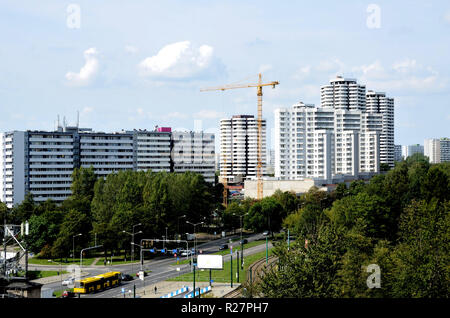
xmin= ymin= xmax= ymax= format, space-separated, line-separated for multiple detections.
xmin=0 ymin=201 xmax=8 ymax=224
xmin=26 ymin=210 xmax=64 ymax=255
xmin=259 ymin=223 xmax=344 ymax=297
xmin=245 ymin=197 xmax=284 ymax=234
xmin=388 ymin=199 xmax=449 ymax=297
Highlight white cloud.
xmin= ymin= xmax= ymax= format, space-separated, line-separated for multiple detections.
xmin=81 ymin=106 xmax=93 ymax=115
xmin=163 ymin=111 xmax=188 ymax=120
xmin=444 ymin=11 xmax=450 ymax=24
xmin=138 ymin=41 xmax=219 ymax=79
xmin=65 ymin=48 xmax=99 ymax=86
xmin=258 ymin=64 xmax=273 ymax=73
xmin=292 ymin=57 xmax=447 ymax=97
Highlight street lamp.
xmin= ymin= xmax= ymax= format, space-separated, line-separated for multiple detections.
xmin=233 ymin=212 xmax=249 ymax=270
xmin=186 ymin=220 xmax=204 ymax=255
xmin=123 ymin=224 xmax=142 ymax=276
xmin=72 ymin=233 xmax=82 ymax=264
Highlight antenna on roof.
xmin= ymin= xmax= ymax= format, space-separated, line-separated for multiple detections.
xmin=77 ymin=110 xmax=80 ymax=128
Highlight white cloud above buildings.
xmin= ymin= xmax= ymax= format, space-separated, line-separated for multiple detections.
xmin=292 ymin=57 xmax=447 ymax=99
xmin=65 ymin=48 xmax=99 ymax=87
xmin=138 ymin=41 xmax=223 ymax=80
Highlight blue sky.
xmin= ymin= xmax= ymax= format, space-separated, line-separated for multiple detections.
xmin=0 ymin=0 xmax=449 ymax=150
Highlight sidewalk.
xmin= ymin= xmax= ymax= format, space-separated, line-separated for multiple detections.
xmin=30 ymin=271 xmax=90 ymax=285
xmin=134 ymin=280 xmax=240 ymax=298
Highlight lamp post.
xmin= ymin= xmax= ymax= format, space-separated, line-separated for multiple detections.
xmin=186 ymin=221 xmax=204 ymax=255
xmin=123 ymin=225 xmax=142 ymax=276
xmin=72 ymin=233 xmax=82 ymax=264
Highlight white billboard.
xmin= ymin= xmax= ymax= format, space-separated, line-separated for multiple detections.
xmin=197 ymin=255 xmax=223 ymax=270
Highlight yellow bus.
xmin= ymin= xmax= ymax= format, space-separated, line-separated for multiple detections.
xmin=74 ymin=271 xmax=122 ymax=294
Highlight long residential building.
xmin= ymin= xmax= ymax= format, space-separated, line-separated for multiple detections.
xmin=0 ymin=125 xmax=215 ymax=207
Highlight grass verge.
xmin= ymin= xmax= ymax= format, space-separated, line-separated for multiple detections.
xmin=167 ymin=248 xmax=274 ymax=284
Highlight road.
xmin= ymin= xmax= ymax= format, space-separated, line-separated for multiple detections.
xmin=39 ymin=232 xmax=272 ymax=298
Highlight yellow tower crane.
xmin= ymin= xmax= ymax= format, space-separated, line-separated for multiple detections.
xmin=200 ymin=73 xmax=279 ymax=201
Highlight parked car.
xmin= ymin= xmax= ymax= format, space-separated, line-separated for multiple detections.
xmin=62 ymin=277 xmax=75 ymax=286
xmin=121 ymin=274 xmax=134 ymax=281
xmin=219 ymin=244 xmax=229 ymax=251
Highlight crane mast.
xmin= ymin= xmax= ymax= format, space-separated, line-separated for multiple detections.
xmin=201 ymin=73 xmax=279 ymax=201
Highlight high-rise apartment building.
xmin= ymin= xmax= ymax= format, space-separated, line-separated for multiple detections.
xmin=220 ymin=115 xmax=266 ymax=183
xmin=1 ymin=126 xmax=215 ymax=207
xmin=424 ymin=138 xmax=450 ymax=163
xmin=321 ymin=77 xmax=394 ymax=168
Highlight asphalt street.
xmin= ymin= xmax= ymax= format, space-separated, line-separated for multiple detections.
xmin=38 ymin=232 xmax=272 ymax=298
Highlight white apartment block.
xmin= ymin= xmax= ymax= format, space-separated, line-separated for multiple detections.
xmin=275 ymin=100 xmax=381 ymax=182
xmin=424 ymin=138 xmax=450 ymax=163
xmin=402 ymin=144 xmax=424 ymax=159
xmin=134 ymin=130 xmax=171 ymax=172
xmin=0 ymin=132 xmax=26 ymax=208
xmin=220 ymin=115 xmax=266 ymax=183
xmin=171 ymin=131 xmax=215 ymax=184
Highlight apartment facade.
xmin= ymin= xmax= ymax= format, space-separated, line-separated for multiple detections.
xmin=366 ymin=91 xmax=395 ymax=168
xmin=1 ymin=126 xmax=215 ymax=207
xmin=394 ymin=145 xmax=403 ymax=162
xmin=424 ymin=138 xmax=450 ymax=163
xmin=274 ymin=101 xmax=381 ymax=182
xmin=402 ymin=144 xmax=424 ymax=159
xmin=220 ymin=115 xmax=266 ymax=183
xmin=171 ymin=131 xmax=215 ymax=184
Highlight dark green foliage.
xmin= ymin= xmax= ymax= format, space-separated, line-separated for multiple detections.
xmin=244 ymin=197 xmax=285 ymax=234
xmin=260 ymin=161 xmax=450 ymax=298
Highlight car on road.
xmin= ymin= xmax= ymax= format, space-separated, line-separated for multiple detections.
xmin=219 ymin=244 xmax=229 ymax=251
xmin=136 ymin=271 xmax=149 ymax=278
xmin=62 ymin=277 xmax=75 ymax=286
xmin=262 ymin=231 xmax=270 ymax=236
xmin=239 ymin=239 xmax=248 ymax=245
xmin=121 ymin=274 xmax=134 ymax=281
xmin=181 ymin=249 xmax=196 ymax=256
xmin=181 ymin=250 xmax=191 ymax=256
